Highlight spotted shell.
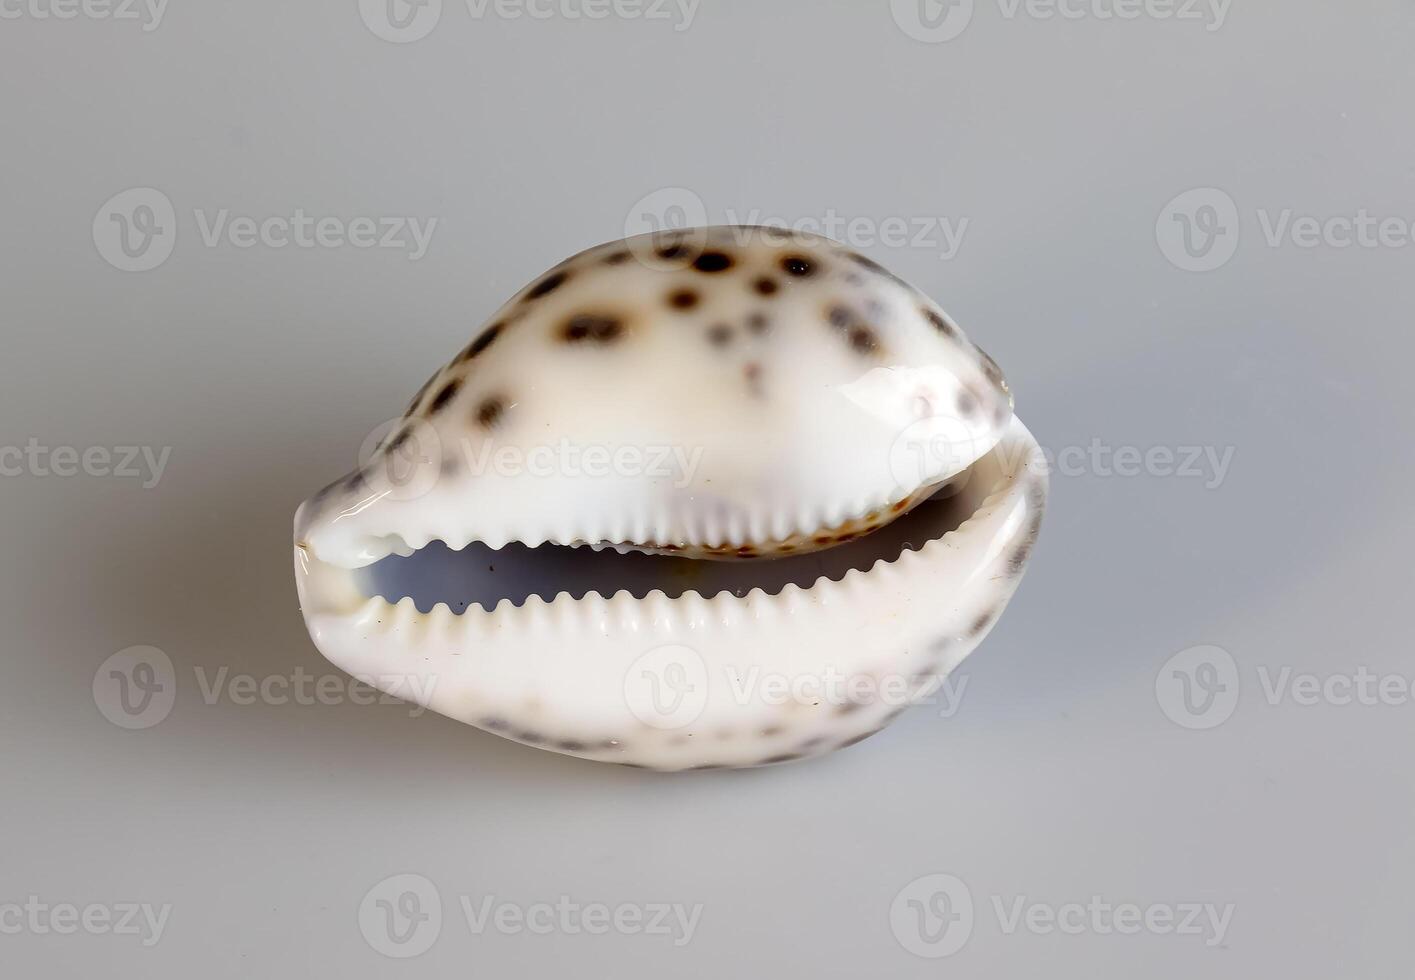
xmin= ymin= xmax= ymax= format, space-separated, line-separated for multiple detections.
xmin=293 ymin=226 xmax=1046 ymax=771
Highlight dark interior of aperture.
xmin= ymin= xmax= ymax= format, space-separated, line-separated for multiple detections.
xmin=360 ymin=486 xmax=976 ymax=612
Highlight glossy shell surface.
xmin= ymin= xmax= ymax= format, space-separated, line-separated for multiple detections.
xmin=293 ymin=227 xmax=1046 ymax=770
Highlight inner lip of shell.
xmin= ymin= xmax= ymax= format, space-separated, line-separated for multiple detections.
xmin=350 ymin=468 xmax=984 ymax=614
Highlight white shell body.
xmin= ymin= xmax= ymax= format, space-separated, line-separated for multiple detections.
xmin=293 ymin=227 xmax=1046 ymax=770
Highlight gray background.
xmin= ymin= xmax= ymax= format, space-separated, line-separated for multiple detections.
xmin=3 ymin=0 xmax=1414 ymax=976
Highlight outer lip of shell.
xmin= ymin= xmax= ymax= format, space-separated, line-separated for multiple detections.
xmin=292 ymin=416 xmax=1047 ymax=772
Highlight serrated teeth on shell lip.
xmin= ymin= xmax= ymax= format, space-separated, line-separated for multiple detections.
xmin=291 ymin=418 xmax=1047 ymax=771
xmin=294 ymin=470 xmax=961 ymax=570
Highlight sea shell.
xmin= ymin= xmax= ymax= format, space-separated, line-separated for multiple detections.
xmin=293 ymin=226 xmax=1047 ymax=770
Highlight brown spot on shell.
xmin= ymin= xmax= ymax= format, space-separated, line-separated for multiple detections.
xmin=524 ymin=270 xmax=570 ymax=301
xmin=707 ymin=323 xmax=733 ymax=348
xmin=975 ymin=345 xmax=1008 ymax=393
xmin=759 ymin=753 xmax=803 ymax=765
xmin=384 ymin=428 xmax=411 ymax=456
xmin=753 ymin=277 xmax=779 ymax=296
xmin=476 ymin=396 xmax=507 ymax=429
xmin=781 ymin=254 xmax=817 ymax=278
xmin=923 ymin=307 xmax=957 ymax=339
xmin=461 ymin=322 xmax=504 ymax=362
xmin=743 ymin=362 xmax=764 ymax=397
xmin=849 ymin=326 xmax=879 ymax=355
xmin=968 ymin=611 xmax=996 ymax=638
xmin=563 ymin=313 xmax=625 ymax=344
xmin=667 ymin=289 xmax=700 ymax=311
xmin=692 ymin=251 xmax=734 ymax=273
xmin=428 ymin=378 xmax=462 ymax=415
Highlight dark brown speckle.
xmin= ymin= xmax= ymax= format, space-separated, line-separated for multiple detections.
xmin=693 ymin=251 xmax=734 ymax=273
xmin=668 ymin=289 xmax=700 ymax=311
xmin=781 ymin=254 xmax=817 ymax=278
xmin=462 ymin=322 xmax=504 ymax=361
xmin=428 ymin=378 xmax=462 ymax=415
xmin=476 ymin=396 xmax=507 ymax=429
xmin=563 ymin=313 xmax=625 ymax=344
xmin=524 ymin=270 xmax=570 ymax=300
